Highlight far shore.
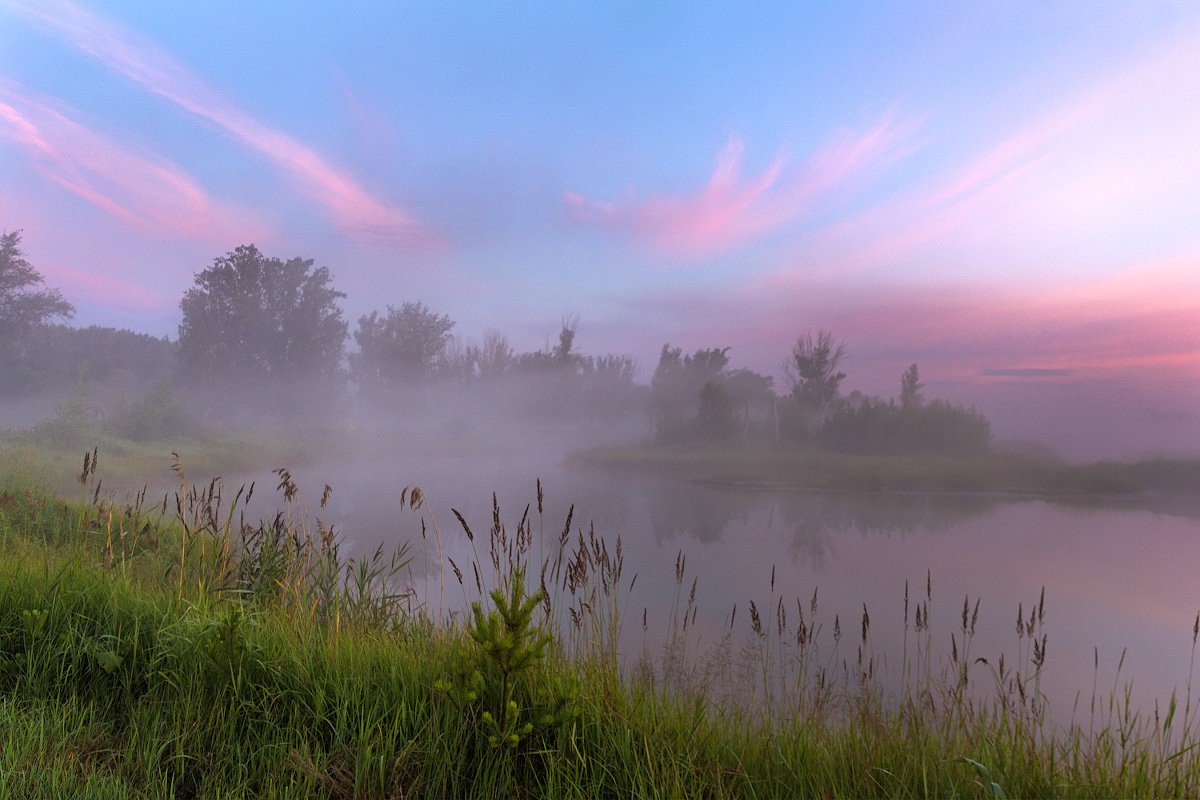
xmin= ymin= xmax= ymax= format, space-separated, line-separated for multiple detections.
xmin=568 ymin=445 xmax=1200 ymax=500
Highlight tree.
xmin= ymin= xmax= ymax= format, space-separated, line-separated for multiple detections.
xmin=650 ymin=344 xmax=730 ymax=442
xmin=900 ymin=363 xmax=924 ymax=409
xmin=470 ymin=328 xmax=514 ymax=380
xmin=350 ymin=301 xmax=455 ymax=392
xmin=0 ymin=230 xmax=74 ymax=357
xmin=723 ymin=368 xmax=776 ymax=438
xmin=178 ymin=244 xmax=347 ymax=383
xmin=515 ymin=317 xmax=587 ymax=375
xmin=695 ymin=380 xmax=737 ymax=440
xmin=785 ymin=329 xmax=846 ymax=411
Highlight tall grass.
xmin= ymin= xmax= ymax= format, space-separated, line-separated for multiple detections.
xmin=0 ymin=451 xmax=1198 ymax=797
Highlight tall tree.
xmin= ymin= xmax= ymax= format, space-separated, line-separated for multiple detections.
xmin=785 ymin=329 xmax=846 ymax=411
xmin=650 ymin=344 xmax=730 ymax=440
xmin=900 ymin=363 xmax=924 ymax=409
xmin=0 ymin=230 xmax=74 ymax=351
xmin=350 ymin=301 xmax=456 ymax=391
xmin=178 ymin=244 xmax=347 ymax=383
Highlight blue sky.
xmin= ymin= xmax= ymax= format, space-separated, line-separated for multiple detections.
xmin=2 ymin=0 xmax=1199 ymax=455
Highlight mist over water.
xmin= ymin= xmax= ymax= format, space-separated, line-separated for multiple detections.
xmin=199 ymin=411 xmax=1200 ymax=726
xmin=3 ymin=323 xmax=1199 ymax=727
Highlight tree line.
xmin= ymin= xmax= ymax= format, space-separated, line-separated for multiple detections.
xmin=1 ymin=234 xmax=990 ymax=455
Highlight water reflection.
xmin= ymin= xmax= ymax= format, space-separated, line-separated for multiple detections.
xmin=229 ymin=457 xmax=1200 ymax=726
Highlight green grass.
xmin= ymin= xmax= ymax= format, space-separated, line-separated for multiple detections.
xmin=0 ymin=425 xmax=352 ymax=497
xmin=1 ymin=456 xmax=1199 ymax=797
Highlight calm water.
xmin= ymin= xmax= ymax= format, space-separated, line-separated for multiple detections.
xmin=257 ymin=450 xmax=1200 ymax=723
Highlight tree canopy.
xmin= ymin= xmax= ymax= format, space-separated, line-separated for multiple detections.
xmin=785 ymin=329 xmax=847 ymax=411
xmin=177 ymin=245 xmax=347 ymax=383
xmin=900 ymin=363 xmax=924 ymax=408
xmin=0 ymin=230 xmax=74 ymax=349
xmin=350 ymin=301 xmax=456 ymax=391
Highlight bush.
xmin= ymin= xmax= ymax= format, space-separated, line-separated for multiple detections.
xmin=30 ymin=384 xmax=99 ymax=450
xmin=104 ymin=380 xmax=196 ymax=442
xmin=820 ymin=397 xmax=991 ymax=456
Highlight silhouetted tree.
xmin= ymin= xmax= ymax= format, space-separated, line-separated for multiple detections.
xmin=3 ymin=324 xmax=173 ymax=396
xmin=178 ymin=245 xmax=347 ymax=386
xmin=0 ymin=230 xmax=74 ymax=376
xmin=516 ymin=317 xmax=587 ymax=375
xmin=650 ymin=344 xmax=730 ymax=442
xmin=723 ymin=368 xmax=776 ymax=438
xmin=695 ymin=379 xmax=737 ymax=440
xmin=469 ymin=328 xmax=514 ymax=380
xmin=785 ymin=329 xmax=846 ymax=411
xmin=820 ymin=395 xmax=991 ymax=456
xmin=900 ymin=363 xmax=924 ymax=409
xmin=350 ymin=301 xmax=455 ymax=392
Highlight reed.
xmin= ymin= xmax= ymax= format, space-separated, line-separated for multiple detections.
xmin=0 ymin=451 xmax=1197 ymax=797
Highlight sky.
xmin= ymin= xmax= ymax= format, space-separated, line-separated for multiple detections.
xmin=2 ymin=0 xmax=1199 ymax=458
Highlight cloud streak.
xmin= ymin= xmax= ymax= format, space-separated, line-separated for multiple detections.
xmin=566 ymin=110 xmax=916 ymax=258
xmin=612 ymin=251 xmax=1200 ymax=391
xmin=4 ymin=0 xmax=437 ymax=248
xmin=771 ymin=24 xmax=1200 ymax=284
xmin=0 ymin=79 xmax=262 ymax=242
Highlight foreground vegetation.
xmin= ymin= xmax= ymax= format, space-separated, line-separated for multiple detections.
xmin=0 ymin=453 xmax=1198 ymax=798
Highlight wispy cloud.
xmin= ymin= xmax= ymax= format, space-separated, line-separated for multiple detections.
xmin=4 ymin=0 xmax=437 ymax=248
xmin=772 ymin=24 xmax=1200 ymax=284
xmin=611 ymin=251 xmax=1200 ymax=388
xmin=565 ymin=110 xmax=917 ymax=258
xmin=0 ymin=79 xmax=263 ymax=242
xmin=48 ymin=261 xmax=172 ymax=311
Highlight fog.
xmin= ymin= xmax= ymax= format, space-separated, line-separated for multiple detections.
xmin=4 ymin=314 xmax=1200 ymax=720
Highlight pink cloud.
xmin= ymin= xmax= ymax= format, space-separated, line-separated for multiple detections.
xmin=5 ymin=0 xmax=437 ymax=248
xmin=566 ymin=110 xmax=917 ymax=258
xmin=44 ymin=261 xmax=173 ymax=312
xmin=0 ymin=81 xmax=265 ymax=243
xmin=774 ymin=25 xmax=1200 ymax=285
xmin=614 ymin=256 xmax=1200 ymax=392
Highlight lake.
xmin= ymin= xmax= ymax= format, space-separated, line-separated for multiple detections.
xmin=247 ymin=447 xmax=1200 ymax=726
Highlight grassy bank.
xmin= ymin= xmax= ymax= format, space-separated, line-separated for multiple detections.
xmin=571 ymin=445 xmax=1200 ymax=497
xmin=1 ymin=458 xmax=1199 ymax=797
xmin=0 ymin=425 xmax=353 ymax=497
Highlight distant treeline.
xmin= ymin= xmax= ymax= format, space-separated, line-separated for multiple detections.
xmin=1 ymin=237 xmax=990 ymax=455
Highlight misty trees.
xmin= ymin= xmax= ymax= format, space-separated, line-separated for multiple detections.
xmin=820 ymin=397 xmax=991 ymax=456
xmin=0 ymin=230 xmax=75 ymax=397
xmin=785 ymin=329 xmax=847 ymax=411
xmin=650 ymin=345 xmax=731 ymax=442
xmin=178 ymin=245 xmax=347 ymax=385
xmin=0 ymin=231 xmax=74 ymax=379
xmin=818 ymin=361 xmax=991 ymax=456
xmin=350 ymin=302 xmax=455 ymax=393
xmin=465 ymin=328 xmax=514 ymax=380
xmin=900 ymin=363 xmax=924 ymax=408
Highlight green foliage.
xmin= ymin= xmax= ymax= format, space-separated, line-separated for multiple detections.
xmin=30 ymin=383 xmax=100 ymax=451
xmin=0 ymin=229 xmax=75 ymax=365
xmin=177 ymin=244 xmax=347 ymax=385
xmin=350 ymin=301 xmax=456 ymax=392
xmin=1 ymin=323 xmax=175 ymax=398
xmin=104 ymin=379 xmax=196 ymax=442
xmin=436 ymin=567 xmax=575 ymax=752
xmin=3 ymin=457 xmax=1200 ymax=796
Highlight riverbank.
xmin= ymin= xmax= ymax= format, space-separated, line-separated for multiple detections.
xmin=1 ymin=458 xmax=1198 ymax=797
xmin=570 ymin=445 xmax=1200 ymax=497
